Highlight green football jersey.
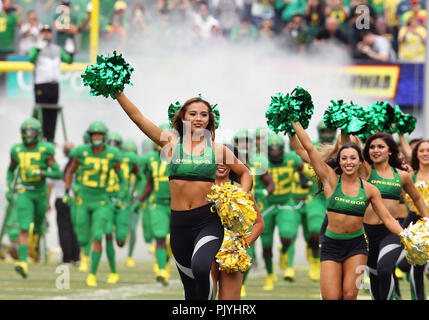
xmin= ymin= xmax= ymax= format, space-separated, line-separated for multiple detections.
xmin=69 ymin=143 xmax=88 ymax=187
xmin=74 ymin=144 xmax=121 ymax=195
xmin=10 ymin=142 xmax=55 ymax=188
xmin=0 ymin=12 xmax=19 ymax=53
xmin=136 ymin=152 xmax=151 ymax=195
xmin=145 ymin=151 xmax=170 ymax=201
xmin=248 ymin=152 xmax=269 ymax=193
xmin=308 ymin=141 xmax=324 ymax=195
xmin=267 ymin=151 xmax=302 ymax=204
xmin=290 ymin=151 xmax=311 ymax=199
xmin=291 ymin=171 xmax=311 ymax=199
xmin=106 ymin=150 xmax=138 ymax=195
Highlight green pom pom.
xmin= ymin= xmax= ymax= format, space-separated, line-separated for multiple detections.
xmin=364 ymin=101 xmax=395 ymax=134
xmin=211 ymin=104 xmax=221 ymax=129
xmin=392 ymin=105 xmax=417 ymax=134
xmin=168 ymin=101 xmax=182 ymax=126
xmin=81 ymin=51 xmax=134 ymax=99
xmin=323 ymin=100 xmax=367 ymax=135
xmin=358 ymin=101 xmax=414 ymax=137
xmin=323 ymin=99 xmax=349 ymax=131
xmin=265 ymin=86 xmax=314 ymax=136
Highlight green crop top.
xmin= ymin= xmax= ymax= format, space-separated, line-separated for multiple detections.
xmin=368 ymin=165 xmax=402 ymax=200
xmin=326 ymin=176 xmax=368 ymax=217
xmin=167 ymin=136 xmax=217 ymax=182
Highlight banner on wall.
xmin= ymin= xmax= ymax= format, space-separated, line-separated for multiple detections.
xmin=299 ymin=62 xmax=422 ymax=106
xmin=307 ymin=64 xmax=401 ymax=100
xmin=5 ymin=55 xmax=89 ymax=101
xmin=344 ymin=64 xmax=401 ymax=100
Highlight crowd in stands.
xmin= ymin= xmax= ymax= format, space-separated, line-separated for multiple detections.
xmin=0 ymin=0 xmax=427 ymax=63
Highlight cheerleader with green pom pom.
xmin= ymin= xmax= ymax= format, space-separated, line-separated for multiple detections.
xmin=308 ymin=98 xmax=428 ymax=299
xmin=289 ymin=120 xmax=407 ymax=300
xmin=357 ymin=131 xmax=429 ymax=300
xmin=352 ymin=102 xmax=423 ymax=302
xmin=264 ymin=86 xmax=314 ymax=288
xmin=81 ymin=52 xmax=253 ymax=300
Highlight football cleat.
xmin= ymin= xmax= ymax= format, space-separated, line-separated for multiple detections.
xmin=263 ymin=274 xmax=276 ymax=291
xmin=278 ymin=245 xmax=287 ymax=270
xmin=156 ymin=269 xmax=169 ymax=286
xmin=78 ymin=255 xmax=89 ymax=272
xmin=86 ymin=274 xmax=97 ymax=287
xmin=14 ymin=261 xmax=28 ymax=279
xmin=153 ymin=263 xmax=159 ymax=274
xmin=125 ymin=256 xmax=136 ymax=268
xmin=309 ymin=259 xmax=320 ymax=281
xmin=284 ymin=267 xmax=295 ymax=282
xmin=107 ymin=273 xmax=119 ymax=284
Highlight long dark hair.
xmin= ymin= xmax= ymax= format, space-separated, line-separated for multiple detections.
xmin=411 ymin=139 xmax=429 ymax=172
xmin=171 ymin=97 xmax=216 ymax=140
xmin=363 ymin=132 xmax=404 ymax=170
xmin=224 ymin=143 xmax=242 ymax=184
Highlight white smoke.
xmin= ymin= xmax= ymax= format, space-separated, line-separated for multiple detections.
xmin=0 ymin=16 xmax=420 ymax=263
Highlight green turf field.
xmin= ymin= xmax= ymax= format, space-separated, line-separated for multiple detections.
xmin=0 ymin=258 xmax=427 ymax=300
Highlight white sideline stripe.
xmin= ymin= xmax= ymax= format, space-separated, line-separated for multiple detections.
xmin=46 ymin=280 xmax=183 ymax=300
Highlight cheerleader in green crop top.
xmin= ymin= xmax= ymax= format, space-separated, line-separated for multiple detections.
xmin=359 ymin=133 xmax=429 ymax=300
xmin=291 ymin=121 xmax=404 ymax=300
xmin=114 ymin=92 xmax=252 ymax=300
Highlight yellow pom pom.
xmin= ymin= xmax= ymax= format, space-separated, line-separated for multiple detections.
xmin=207 ymin=182 xmax=257 ymax=272
xmin=401 ymin=217 xmax=429 ymax=265
xmin=206 ymin=182 xmax=257 ymax=236
xmin=215 ymin=229 xmax=252 ymax=272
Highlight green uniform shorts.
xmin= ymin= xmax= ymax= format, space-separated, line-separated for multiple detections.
xmin=260 ymin=200 xmax=301 ymax=248
xmin=16 ymin=186 xmax=48 ymax=234
xmin=75 ymin=194 xmax=110 ymax=245
xmin=306 ymin=192 xmax=326 ymax=234
xmin=149 ymin=199 xmax=170 ymax=239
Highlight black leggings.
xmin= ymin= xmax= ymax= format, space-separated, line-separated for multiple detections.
xmin=34 ymin=82 xmax=59 ymax=142
xmin=397 ymin=212 xmax=426 ymax=300
xmin=364 ymin=223 xmax=403 ymax=300
xmin=170 ymin=204 xmax=224 ymax=300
